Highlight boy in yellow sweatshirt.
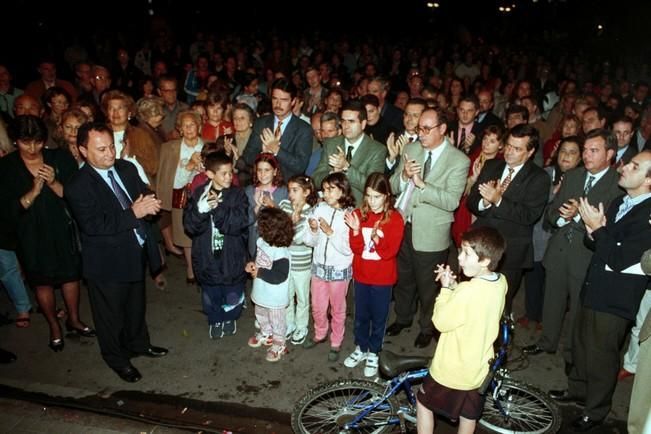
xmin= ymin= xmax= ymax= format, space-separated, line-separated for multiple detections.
xmin=416 ymin=226 xmax=507 ymax=434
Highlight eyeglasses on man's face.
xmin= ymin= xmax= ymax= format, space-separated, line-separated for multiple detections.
xmin=417 ymin=123 xmax=443 ymax=135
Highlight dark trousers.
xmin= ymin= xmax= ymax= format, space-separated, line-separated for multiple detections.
xmin=501 ymin=268 xmax=523 ymax=315
xmin=86 ymin=280 xmax=150 ymax=370
xmin=523 ymin=261 xmax=545 ymax=322
xmin=568 ymin=306 xmax=630 ymax=421
xmin=393 ymin=224 xmax=448 ymax=335
xmin=353 ymin=281 xmax=392 ymax=354
xmin=201 ymin=282 xmax=245 ymax=324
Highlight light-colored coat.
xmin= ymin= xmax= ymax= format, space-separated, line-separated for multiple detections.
xmin=390 ymin=139 xmax=469 ymax=252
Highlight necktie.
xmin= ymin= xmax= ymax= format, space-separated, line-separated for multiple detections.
xmin=501 ymin=167 xmax=515 ymax=192
xmin=108 ymin=170 xmax=147 ymax=241
xmin=345 ymin=145 xmax=354 ymax=163
xmin=422 ymin=151 xmax=432 ymax=180
xmin=584 ymin=175 xmax=595 ymax=195
xmin=274 ymin=120 xmax=283 ymax=138
xmin=459 ymin=127 xmax=466 ymax=149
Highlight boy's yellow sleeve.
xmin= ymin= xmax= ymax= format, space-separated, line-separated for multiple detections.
xmin=432 ymin=284 xmax=469 ymax=332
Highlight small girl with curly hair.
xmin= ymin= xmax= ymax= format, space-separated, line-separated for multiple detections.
xmin=303 ymin=173 xmax=356 ymax=362
xmin=246 ymin=207 xmax=294 ymax=362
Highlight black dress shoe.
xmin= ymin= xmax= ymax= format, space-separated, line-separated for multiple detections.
xmin=386 ymin=322 xmax=410 ymax=336
xmin=0 ymin=348 xmax=17 ymax=363
xmin=114 ymin=365 xmax=142 ymax=383
xmin=549 ymin=389 xmax=585 ymax=406
xmin=414 ymin=332 xmax=434 ymax=348
xmin=140 ymin=346 xmax=168 ymax=357
xmin=48 ymin=338 xmax=64 ymax=352
xmin=522 ymin=344 xmax=546 ymax=356
xmin=570 ymin=415 xmax=602 ymax=432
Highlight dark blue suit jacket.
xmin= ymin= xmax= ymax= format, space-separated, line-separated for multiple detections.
xmin=65 ymin=159 xmax=160 ymax=282
xmin=242 ymin=114 xmax=314 ymax=180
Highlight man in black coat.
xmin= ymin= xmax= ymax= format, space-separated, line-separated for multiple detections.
xmin=65 ymin=122 xmax=167 ymax=383
xmin=468 ymin=124 xmax=550 ymax=313
xmin=550 ymin=150 xmax=651 ymax=432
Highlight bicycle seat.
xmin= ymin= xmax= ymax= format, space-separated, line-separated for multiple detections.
xmin=379 ymin=350 xmax=430 ymax=378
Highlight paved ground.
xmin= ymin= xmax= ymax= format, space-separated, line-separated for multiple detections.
xmin=0 ymin=257 xmax=633 ymax=432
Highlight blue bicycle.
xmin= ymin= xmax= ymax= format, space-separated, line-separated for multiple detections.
xmin=291 ymin=318 xmax=561 ymax=433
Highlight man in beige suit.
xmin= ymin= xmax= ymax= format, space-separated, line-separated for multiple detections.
xmin=312 ymin=100 xmax=386 ymax=205
xmin=386 ymin=107 xmax=470 ymax=347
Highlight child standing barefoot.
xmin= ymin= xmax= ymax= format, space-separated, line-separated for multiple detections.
xmin=416 ymin=227 xmax=507 ymax=434
xmin=278 ymin=175 xmax=319 ymax=344
xmin=246 ymin=208 xmax=294 ymax=362
xmin=343 ymin=173 xmax=405 ymax=377
xmin=303 ymin=173 xmax=356 ymax=362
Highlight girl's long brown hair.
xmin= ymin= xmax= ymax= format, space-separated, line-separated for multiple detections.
xmin=360 ymin=172 xmax=395 ymax=226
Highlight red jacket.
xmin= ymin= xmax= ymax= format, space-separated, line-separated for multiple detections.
xmin=349 ymin=209 xmax=404 ymax=285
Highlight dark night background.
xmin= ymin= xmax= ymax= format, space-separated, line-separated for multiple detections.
xmin=1 ymin=0 xmax=649 ymax=84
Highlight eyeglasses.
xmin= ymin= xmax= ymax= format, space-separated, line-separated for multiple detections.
xmin=417 ymin=123 xmax=443 ymax=135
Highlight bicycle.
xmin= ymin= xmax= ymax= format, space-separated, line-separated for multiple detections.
xmin=291 ymin=317 xmax=561 ymax=433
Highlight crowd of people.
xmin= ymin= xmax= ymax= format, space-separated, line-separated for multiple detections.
xmin=1 ymin=29 xmax=651 ymax=433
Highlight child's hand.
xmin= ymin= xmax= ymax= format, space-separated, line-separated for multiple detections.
xmin=309 ymin=217 xmax=319 ymax=232
xmin=245 ymin=261 xmax=258 ymax=278
xmin=434 ymin=264 xmax=457 ymax=289
xmin=344 ymin=211 xmax=360 ymax=233
xmin=207 ymin=190 xmax=221 ymax=209
xmin=318 ymin=217 xmax=333 ymax=236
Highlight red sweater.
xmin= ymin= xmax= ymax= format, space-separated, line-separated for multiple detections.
xmin=349 ymin=209 xmax=405 ymax=285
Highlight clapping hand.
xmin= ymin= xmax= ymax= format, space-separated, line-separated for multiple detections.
xmin=132 ymin=194 xmax=162 ymax=218
xmin=328 ymin=146 xmax=348 ymax=172
xmin=308 ymin=217 xmax=319 ymax=233
xmin=559 ymin=198 xmax=579 ymax=221
xmin=344 ymin=211 xmax=360 ymax=234
xmin=245 ymin=261 xmax=258 ymax=278
xmin=434 ymin=264 xmax=457 ymax=289
xmin=318 ymin=217 xmax=333 ymax=236
xmin=577 ymin=197 xmax=606 ymax=235
xmin=261 ymin=127 xmax=280 ymax=154
xmin=478 ymin=179 xmax=501 ymax=206
xmin=37 ymin=164 xmax=56 ymax=186
xmin=387 ymin=132 xmax=408 ymax=163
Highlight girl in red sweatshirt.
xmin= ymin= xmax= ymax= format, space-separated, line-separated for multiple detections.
xmin=343 ymin=172 xmax=405 ymax=377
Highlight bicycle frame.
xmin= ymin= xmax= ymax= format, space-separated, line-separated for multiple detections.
xmin=342 ymin=368 xmax=429 ymax=430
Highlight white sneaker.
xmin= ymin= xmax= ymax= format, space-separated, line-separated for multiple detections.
xmin=343 ymin=346 xmax=367 ymax=368
xmin=291 ymin=328 xmax=308 ymax=345
xmin=364 ymin=352 xmax=379 ymax=377
xmin=285 ymin=323 xmax=296 ymax=338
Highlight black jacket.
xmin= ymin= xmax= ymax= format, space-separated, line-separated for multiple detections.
xmin=183 ymin=182 xmax=249 ymax=286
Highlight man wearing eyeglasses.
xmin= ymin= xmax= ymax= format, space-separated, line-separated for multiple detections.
xmin=387 ymin=107 xmax=470 ymax=348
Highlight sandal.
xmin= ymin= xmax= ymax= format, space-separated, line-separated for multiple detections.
xmin=15 ymin=315 xmax=31 ymax=328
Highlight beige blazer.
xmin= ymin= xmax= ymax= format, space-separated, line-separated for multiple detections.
xmin=390 ymin=139 xmax=469 ymax=252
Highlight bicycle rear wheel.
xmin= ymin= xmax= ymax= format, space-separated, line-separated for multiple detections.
xmin=479 ymin=379 xmax=561 ymax=434
xmin=291 ymin=379 xmax=401 ymax=434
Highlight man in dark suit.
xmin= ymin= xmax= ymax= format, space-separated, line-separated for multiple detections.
xmin=368 ymin=76 xmax=404 ymax=132
xmin=523 ymin=129 xmax=623 ymax=364
xmin=312 ymin=100 xmax=386 ymax=205
xmin=241 ymin=78 xmax=314 ymax=182
xmin=468 ymin=124 xmax=550 ymax=314
xmin=550 ymin=150 xmax=651 ymax=431
xmin=65 ymin=122 xmax=167 ymax=383
xmin=475 ymin=89 xmax=504 ymax=138
xmin=613 ymin=116 xmax=638 ymax=166
xmin=448 ymin=96 xmax=482 ymax=156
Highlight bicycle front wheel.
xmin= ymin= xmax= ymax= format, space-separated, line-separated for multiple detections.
xmin=479 ymin=379 xmax=561 ymax=434
xmin=291 ymin=379 xmax=401 ymax=434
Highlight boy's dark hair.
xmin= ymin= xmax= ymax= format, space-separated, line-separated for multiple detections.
xmin=287 ymin=174 xmax=319 ymax=206
xmin=461 ymin=227 xmax=506 ymax=271
xmin=204 ymin=151 xmax=232 ymax=173
xmin=257 ymin=207 xmax=294 ymax=248
xmin=77 ymin=121 xmax=112 ymax=147
xmin=322 ymin=172 xmax=356 ymax=209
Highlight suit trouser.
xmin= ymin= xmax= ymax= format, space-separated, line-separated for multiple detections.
xmin=393 ymin=224 xmax=447 ymax=335
xmin=87 ymin=280 xmax=151 ymax=370
xmin=501 ymin=268 xmax=523 ymax=315
xmin=568 ymin=306 xmax=630 ymax=421
xmin=523 ymin=261 xmax=545 ymax=322
xmin=538 ymin=256 xmax=586 ymax=363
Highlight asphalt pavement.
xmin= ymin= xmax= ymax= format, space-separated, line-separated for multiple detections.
xmin=0 ymin=257 xmax=632 ymax=433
